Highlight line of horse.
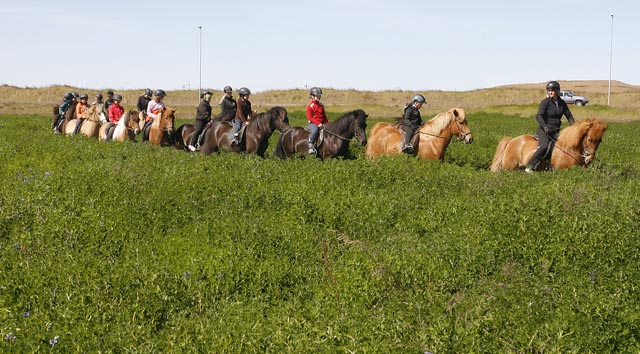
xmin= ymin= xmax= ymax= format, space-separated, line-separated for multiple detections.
xmin=51 ymin=103 xmax=608 ymax=171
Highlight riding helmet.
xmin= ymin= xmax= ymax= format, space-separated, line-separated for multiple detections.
xmin=79 ymin=93 xmax=89 ymax=100
xmin=238 ymin=87 xmax=251 ymax=96
xmin=546 ymin=81 xmax=561 ymax=91
xmin=223 ymin=86 xmax=233 ymax=93
xmin=95 ymin=93 xmax=103 ymax=100
xmin=113 ymin=94 xmax=123 ymax=101
xmin=144 ymin=88 xmax=153 ymax=97
xmin=309 ymin=87 xmax=323 ymax=97
xmin=63 ymin=92 xmax=74 ymax=101
xmin=200 ymin=90 xmax=212 ymax=98
xmin=107 ymin=90 xmax=114 ymax=95
xmin=72 ymin=92 xmax=79 ymax=98
xmin=153 ymin=89 xmax=167 ymax=97
xmin=411 ymin=94 xmax=427 ymax=104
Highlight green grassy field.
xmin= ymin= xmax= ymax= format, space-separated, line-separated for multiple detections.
xmin=1 ymin=111 xmax=639 ymax=352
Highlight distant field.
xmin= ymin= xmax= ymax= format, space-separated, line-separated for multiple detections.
xmin=1 ymin=111 xmax=639 ymax=352
xmin=2 ymin=80 xmax=640 ymax=120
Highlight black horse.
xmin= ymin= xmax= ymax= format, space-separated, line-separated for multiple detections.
xmin=200 ymin=106 xmax=290 ymax=157
xmin=274 ymin=109 xmax=368 ymax=159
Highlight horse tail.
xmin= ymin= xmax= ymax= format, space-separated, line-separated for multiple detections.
xmin=490 ymin=136 xmax=512 ymax=172
xmin=274 ymin=132 xmax=287 ymax=159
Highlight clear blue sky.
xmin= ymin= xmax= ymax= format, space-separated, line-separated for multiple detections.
xmin=1 ymin=0 xmax=637 ymax=92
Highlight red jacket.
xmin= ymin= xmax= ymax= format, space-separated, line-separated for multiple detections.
xmin=306 ymin=99 xmax=328 ymax=125
xmin=108 ymin=104 xmax=125 ymax=124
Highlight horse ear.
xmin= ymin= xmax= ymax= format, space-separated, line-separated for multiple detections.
xmin=452 ymin=109 xmax=459 ymax=118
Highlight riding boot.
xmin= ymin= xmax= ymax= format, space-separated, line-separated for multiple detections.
xmin=401 ymin=133 xmax=414 ymax=153
xmin=308 ymin=140 xmax=317 ymax=155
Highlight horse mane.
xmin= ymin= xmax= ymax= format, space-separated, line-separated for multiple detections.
xmin=558 ymin=118 xmax=607 ymax=149
xmin=326 ymin=109 xmax=366 ymax=134
xmin=420 ymin=110 xmax=455 ymax=136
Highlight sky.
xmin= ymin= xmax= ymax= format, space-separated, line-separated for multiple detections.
xmin=0 ymin=0 xmax=637 ymax=93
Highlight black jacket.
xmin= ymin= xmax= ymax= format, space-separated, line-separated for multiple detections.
xmin=196 ymin=100 xmax=212 ymax=121
xmin=403 ymin=104 xmax=423 ymax=128
xmin=536 ymin=97 xmax=574 ymax=130
xmin=137 ymin=95 xmax=151 ymax=113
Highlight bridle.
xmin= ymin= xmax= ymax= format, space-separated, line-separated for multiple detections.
xmin=418 ymin=116 xmax=471 ymax=142
xmin=547 ymin=132 xmax=594 ymax=164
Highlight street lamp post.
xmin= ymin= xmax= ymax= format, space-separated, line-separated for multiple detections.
xmin=608 ymin=13 xmax=613 ymax=106
xmin=198 ymin=25 xmax=202 ymax=102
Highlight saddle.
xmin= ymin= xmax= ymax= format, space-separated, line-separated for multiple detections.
xmin=226 ymin=121 xmax=248 ymax=144
xmin=304 ymin=127 xmax=326 ymax=147
xmin=105 ymin=123 xmax=117 ymax=140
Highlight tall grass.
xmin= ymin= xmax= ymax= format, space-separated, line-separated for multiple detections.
xmin=1 ymin=113 xmax=639 ymax=352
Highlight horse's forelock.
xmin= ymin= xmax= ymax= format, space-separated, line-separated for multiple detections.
xmin=559 ymin=119 xmax=599 ymax=149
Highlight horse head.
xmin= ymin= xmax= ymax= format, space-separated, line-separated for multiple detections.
xmin=160 ymin=107 xmax=176 ymax=135
xmin=580 ymin=119 xmax=607 ymax=165
xmin=449 ymin=108 xmax=473 ymax=144
xmin=352 ymin=109 xmax=369 ymax=146
xmin=270 ymin=106 xmax=291 ymax=133
xmin=126 ymin=110 xmax=140 ymax=135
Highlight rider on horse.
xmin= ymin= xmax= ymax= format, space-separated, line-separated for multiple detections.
xmin=232 ymin=87 xmax=253 ymax=145
xmin=218 ymin=86 xmax=237 ymax=120
xmin=401 ymin=94 xmax=427 ymax=153
xmin=143 ymin=89 xmax=167 ymax=142
xmin=189 ymin=90 xmax=213 ymax=151
xmin=73 ymin=94 xmax=90 ymax=135
xmin=525 ymin=81 xmax=575 ymax=173
xmin=104 ymin=94 xmax=125 ymax=141
xmin=137 ymin=88 xmax=153 ymax=122
xmin=306 ymin=87 xmax=329 ymax=155
xmin=53 ymin=92 xmax=75 ymax=132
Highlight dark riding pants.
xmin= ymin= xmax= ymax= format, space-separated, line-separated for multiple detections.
xmin=527 ymin=126 xmax=559 ymax=169
xmin=73 ymin=118 xmax=85 ymax=135
xmin=190 ymin=120 xmax=208 ymax=147
xmin=401 ymin=124 xmax=417 ymax=146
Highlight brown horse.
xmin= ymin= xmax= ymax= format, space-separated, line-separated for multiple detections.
xmin=490 ymin=118 xmax=608 ymax=172
xmin=63 ymin=105 xmax=105 ymax=138
xmin=144 ymin=107 xmax=176 ymax=146
xmin=98 ymin=110 xmax=140 ymax=142
xmin=274 ymin=109 xmax=368 ymax=159
xmin=173 ymin=124 xmax=197 ymax=151
xmin=366 ymin=108 xmax=473 ymax=160
xmin=52 ymin=101 xmax=78 ymax=134
xmin=200 ymin=106 xmax=291 ymax=157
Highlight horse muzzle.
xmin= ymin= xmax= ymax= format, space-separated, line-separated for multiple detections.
xmin=463 ymin=133 xmax=473 ymax=144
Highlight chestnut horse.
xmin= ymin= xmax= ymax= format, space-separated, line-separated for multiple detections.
xmin=63 ymin=105 xmax=105 ymax=138
xmin=366 ymin=108 xmax=473 ymax=160
xmin=144 ymin=107 xmax=176 ymax=146
xmin=274 ymin=109 xmax=368 ymax=159
xmin=199 ymin=106 xmax=291 ymax=157
xmin=490 ymin=118 xmax=608 ymax=172
xmin=98 ymin=110 xmax=140 ymax=142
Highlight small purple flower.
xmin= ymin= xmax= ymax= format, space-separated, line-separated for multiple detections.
xmin=22 ymin=311 xmax=31 ymax=318
xmin=49 ymin=335 xmax=59 ymax=347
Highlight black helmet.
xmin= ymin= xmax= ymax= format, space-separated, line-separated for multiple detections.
xmin=546 ymin=81 xmax=560 ymax=91
xmin=95 ymin=93 xmax=103 ymax=100
xmin=411 ymin=94 xmax=427 ymax=104
xmin=79 ymin=93 xmax=89 ymax=99
xmin=107 ymin=90 xmax=114 ymax=95
xmin=223 ymin=86 xmax=232 ymax=93
xmin=63 ymin=92 xmax=74 ymax=101
xmin=153 ymin=89 xmax=167 ymax=97
xmin=72 ymin=92 xmax=79 ymax=98
xmin=200 ymin=90 xmax=212 ymax=98
xmin=144 ymin=88 xmax=152 ymax=96
xmin=238 ymin=87 xmax=251 ymax=96
xmin=309 ymin=87 xmax=323 ymax=96
xmin=113 ymin=94 xmax=123 ymax=101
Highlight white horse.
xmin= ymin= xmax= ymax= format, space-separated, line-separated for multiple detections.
xmin=99 ymin=110 xmax=140 ymax=142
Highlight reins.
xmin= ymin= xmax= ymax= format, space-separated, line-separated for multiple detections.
xmin=546 ymin=132 xmax=592 ymax=164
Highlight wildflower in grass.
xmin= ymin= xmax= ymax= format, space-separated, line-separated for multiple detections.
xmin=49 ymin=335 xmax=59 ymax=347
xmin=4 ymin=332 xmax=16 ymax=342
xmin=45 ymin=171 xmax=51 ymax=176
xmin=22 ymin=311 xmax=31 ymax=317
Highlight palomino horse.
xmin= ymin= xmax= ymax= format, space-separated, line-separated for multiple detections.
xmin=63 ymin=105 xmax=105 ymax=138
xmin=490 ymin=118 xmax=608 ymax=172
xmin=366 ymin=108 xmax=473 ymax=160
xmin=144 ymin=107 xmax=176 ymax=146
xmin=98 ymin=110 xmax=140 ymax=142
xmin=274 ymin=109 xmax=368 ymax=159
xmin=200 ymin=106 xmax=291 ymax=157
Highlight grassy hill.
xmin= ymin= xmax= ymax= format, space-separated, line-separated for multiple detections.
xmin=2 ymin=80 xmax=640 ymax=120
